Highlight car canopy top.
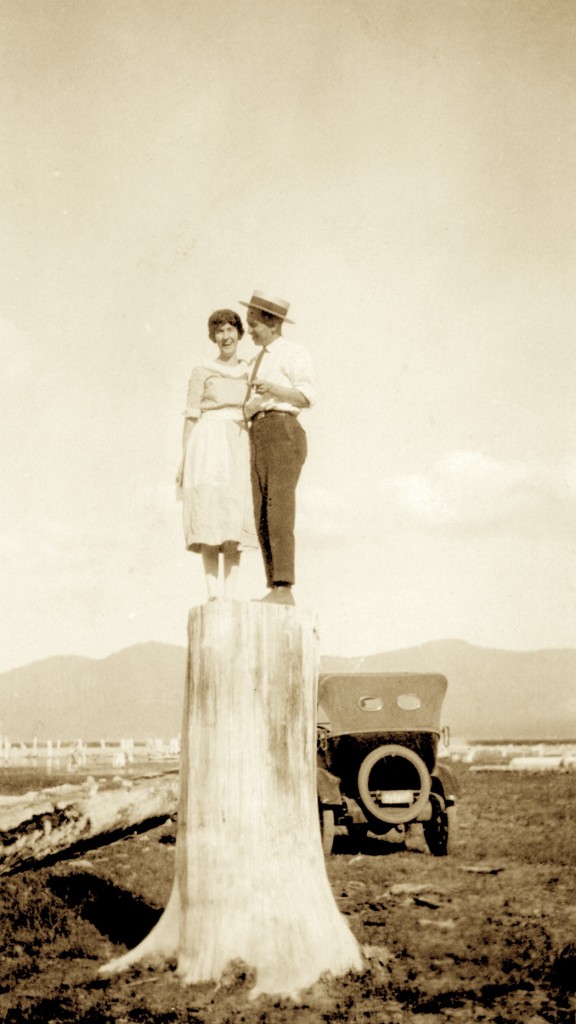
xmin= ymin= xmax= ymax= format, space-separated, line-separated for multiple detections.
xmin=318 ymin=672 xmax=448 ymax=737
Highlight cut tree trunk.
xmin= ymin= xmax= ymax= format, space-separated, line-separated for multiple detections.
xmin=0 ymin=772 xmax=178 ymax=875
xmin=101 ymin=601 xmax=362 ymax=998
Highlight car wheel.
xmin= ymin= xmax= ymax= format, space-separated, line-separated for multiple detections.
xmin=321 ymin=807 xmax=335 ymax=856
xmin=357 ymin=743 xmax=432 ymax=824
xmin=423 ymin=793 xmax=449 ymax=856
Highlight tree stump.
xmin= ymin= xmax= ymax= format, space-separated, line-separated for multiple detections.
xmin=101 ymin=601 xmax=362 ymax=998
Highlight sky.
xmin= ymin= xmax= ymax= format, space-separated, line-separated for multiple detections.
xmin=1 ymin=0 xmax=575 ymax=672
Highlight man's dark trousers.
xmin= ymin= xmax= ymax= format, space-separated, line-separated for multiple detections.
xmin=250 ymin=412 xmax=307 ymax=587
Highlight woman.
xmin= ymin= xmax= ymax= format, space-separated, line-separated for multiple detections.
xmin=176 ymin=309 xmax=257 ymax=600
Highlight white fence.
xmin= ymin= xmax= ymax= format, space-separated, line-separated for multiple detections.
xmin=0 ymin=736 xmax=180 ymax=769
xmin=442 ymin=740 xmax=576 ymax=772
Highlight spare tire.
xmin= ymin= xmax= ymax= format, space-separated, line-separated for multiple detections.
xmin=357 ymin=743 xmax=431 ymax=824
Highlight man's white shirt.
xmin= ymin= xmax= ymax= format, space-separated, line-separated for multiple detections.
xmin=244 ymin=337 xmax=316 ymax=419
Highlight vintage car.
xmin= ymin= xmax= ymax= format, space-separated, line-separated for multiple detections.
xmin=317 ymin=672 xmax=456 ymax=856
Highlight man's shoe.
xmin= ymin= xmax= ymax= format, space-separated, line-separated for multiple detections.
xmin=261 ymin=587 xmax=295 ymax=605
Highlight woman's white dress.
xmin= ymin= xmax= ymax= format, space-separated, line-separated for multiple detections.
xmin=181 ymin=360 xmax=257 ymax=552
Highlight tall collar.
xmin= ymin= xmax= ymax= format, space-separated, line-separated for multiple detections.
xmin=263 ymin=336 xmax=283 ymax=352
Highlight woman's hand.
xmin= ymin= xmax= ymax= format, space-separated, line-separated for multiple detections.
xmin=177 ymin=416 xmax=197 ymax=486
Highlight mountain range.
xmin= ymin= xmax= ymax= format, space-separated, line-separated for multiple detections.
xmin=0 ymin=639 xmax=574 ymax=742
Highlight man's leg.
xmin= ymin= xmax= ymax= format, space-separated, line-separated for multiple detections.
xmin=264 ymin=417 xmax=307 ymax=586
xmin=250 ymin=435 xmax=274 ymax=588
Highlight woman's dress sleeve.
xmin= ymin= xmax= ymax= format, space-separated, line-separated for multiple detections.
xmin=183 ymin=366 xmax=206 ymax=418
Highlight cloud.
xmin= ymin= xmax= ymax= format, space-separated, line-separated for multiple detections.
xmin=380 ymin=450 xmax=576 ymax=536
xmin=299 ymin=485 xmax=361 ymax=544
xmin=0 ymin=482 xmax=178 ymax=588
xmin=300 ymin=452 xmax=576 ymax=545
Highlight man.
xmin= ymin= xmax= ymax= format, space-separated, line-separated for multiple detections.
xmin=241 ymin=290 xmax=316 ymax=604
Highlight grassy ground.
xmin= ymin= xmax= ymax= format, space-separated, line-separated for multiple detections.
xmin=0 ymin=765 xmax=574 ymax=1023
xmin=0 ymin=761 xmax=178 ymax=796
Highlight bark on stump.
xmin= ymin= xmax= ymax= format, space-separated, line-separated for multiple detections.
xmin=101 ymin=601 xmax=362 ymax=998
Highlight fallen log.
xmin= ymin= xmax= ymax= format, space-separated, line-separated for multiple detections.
xmin=0 ymin=771 xmax=179 ymax=874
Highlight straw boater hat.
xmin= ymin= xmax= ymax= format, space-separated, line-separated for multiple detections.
xmin=239 ymin=290 xmax=294 ymax=324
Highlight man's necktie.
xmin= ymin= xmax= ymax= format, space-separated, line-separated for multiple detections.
xmin=249 ymin=346 xmax=267 ymax=385
xmin=244 ymin=347 xmax=268 ymax=415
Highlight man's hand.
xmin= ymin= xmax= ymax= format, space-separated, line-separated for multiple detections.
xmin=252 ymin=378 xmax=277 ymax=400
xmin=252 ymin=379 xmax=309 ymax=409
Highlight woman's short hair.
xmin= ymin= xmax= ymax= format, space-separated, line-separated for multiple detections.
xmin=207 ymin=309 xmax=244 ymax=341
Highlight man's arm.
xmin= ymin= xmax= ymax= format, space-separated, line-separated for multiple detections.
xmin=252 ymin=380 xmax=310 ymax=407
xmin=252 ymin=343 xmax=316 ymax=409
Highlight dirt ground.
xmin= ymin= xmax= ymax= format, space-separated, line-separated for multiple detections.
xmin=1 ymin=766 xmax=574 ymax=1024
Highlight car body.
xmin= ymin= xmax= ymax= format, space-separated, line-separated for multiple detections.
xmin=317 ymin=672 xmax=456 ymax=855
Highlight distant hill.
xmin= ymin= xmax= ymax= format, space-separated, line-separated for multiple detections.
xmin=0 ymin=639 xmax=574 ymax=742
xmin=322 ymin=640 xmax=576 ymax=741
xmin=0 ymin=643 xmax=187 ymax=742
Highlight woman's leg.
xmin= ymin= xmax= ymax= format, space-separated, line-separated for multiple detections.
xmin=223 ymin=542 xmax=241 ymax=599
xmin=201 ymin=545 xmax=220 ymax=601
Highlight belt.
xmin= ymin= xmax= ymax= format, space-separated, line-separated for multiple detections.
xmin=250 ymin=410 xmax=297 ymax=422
